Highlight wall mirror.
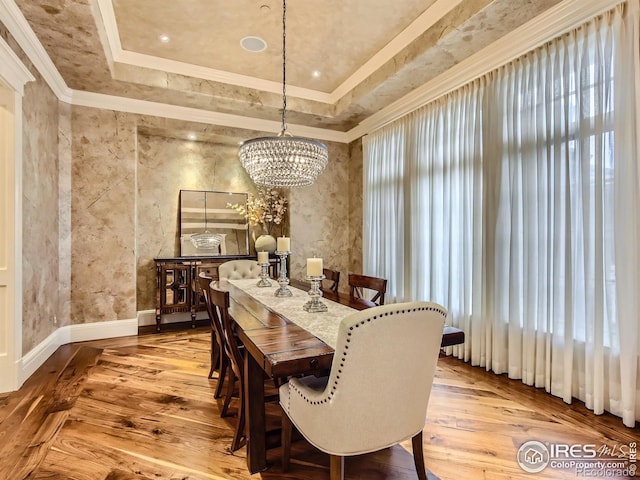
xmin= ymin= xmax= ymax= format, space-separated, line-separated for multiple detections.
xmin=179 ymin=190 xmax=250 ymax=257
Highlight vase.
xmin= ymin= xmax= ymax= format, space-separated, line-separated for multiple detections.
xmin=255 ymin=234 xmax=277 ymax=254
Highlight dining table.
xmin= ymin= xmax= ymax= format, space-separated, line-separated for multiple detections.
xmin=214 ymin=277 xmax=465 ymax=474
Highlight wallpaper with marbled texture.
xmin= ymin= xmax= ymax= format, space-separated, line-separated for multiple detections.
xmin=136 ymin=133 xmax=258 ymax=311
xmin=348 ymin=139 xmax=363 ymax=276
xmin=70 ymin=107 xmax=137 ymax=324
xmin=21 ymin=62 xmax=61 ymax=354
xmin=288 ymin=141 xmax=352 ymax=293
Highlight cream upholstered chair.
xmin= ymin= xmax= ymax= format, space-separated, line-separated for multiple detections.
xmin=279 ymin=301 xmax=446 ymax=480
xmin=218 ymin=259 xmax=261 ymax=280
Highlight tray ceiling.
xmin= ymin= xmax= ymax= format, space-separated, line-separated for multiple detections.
xmin=12 ymin=0 xmax=566 ymax=135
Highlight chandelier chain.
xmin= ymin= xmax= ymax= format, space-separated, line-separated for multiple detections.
xmin=281 ymin=0 xmax=287 ymax=132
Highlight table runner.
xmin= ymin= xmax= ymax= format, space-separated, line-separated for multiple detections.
xmin=228 ymin=278 xmax=357 ymax=348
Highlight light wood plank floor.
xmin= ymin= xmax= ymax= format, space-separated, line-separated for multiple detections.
xmin=0 ymin=328 xmax=637 ymax=479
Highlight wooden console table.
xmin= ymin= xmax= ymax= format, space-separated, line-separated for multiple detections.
xmin=154 ymin=255 xmax=263 ymax=332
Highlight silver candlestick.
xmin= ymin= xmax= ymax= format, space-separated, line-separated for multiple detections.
xmin=274 ymin=250 xmax=292 ymax=297
xmin=303 ymin=275 xmax=328 ymax=312
xmin=256 ymin=262 xmax=272 ymax=287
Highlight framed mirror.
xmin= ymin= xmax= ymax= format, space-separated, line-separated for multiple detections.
xmin=179 ymin=190 xmax=250 ymax=257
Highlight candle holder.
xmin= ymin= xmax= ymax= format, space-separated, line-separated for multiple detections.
xmin=274 ymin=250 xmax=293 ymax=297
xmin=303 ymin=275 xmax=328 ymax=312
xmin=256 ymin=262 xmax=272 ymax=287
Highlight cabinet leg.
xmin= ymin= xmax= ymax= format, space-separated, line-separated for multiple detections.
xmin=156 ymin=313 xmax=161 ymax=333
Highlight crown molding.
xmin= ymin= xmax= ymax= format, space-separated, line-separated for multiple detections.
xmin=329 ymin=0 xmax=463 ymax=102
xmin=114 ymin=49 xmax=333 ymax=104
xmin=0 ymin=0 xmax=72 ymax=102
xmin=70 ymin=90 xmax=349 ymax=143
xmin=0 ymin=34 xmax=34 ymax=93
xmin=345 ymin=0 xmax=624 ymax=142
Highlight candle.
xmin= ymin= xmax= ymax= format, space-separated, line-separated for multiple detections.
xmin=307 ymin=257 xmax=323 ymax=277
xmin=277 ymin=236 xmax=290 ymax=252
xmin=257 ymin=251 xmax=269 ymax=264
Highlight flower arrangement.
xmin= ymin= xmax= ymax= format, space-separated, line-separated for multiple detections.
xmin=228 ymin=187 xmax=287 ymax=236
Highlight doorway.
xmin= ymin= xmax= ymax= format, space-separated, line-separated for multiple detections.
xmin=0 ymin=82 xmax=18 ymax=392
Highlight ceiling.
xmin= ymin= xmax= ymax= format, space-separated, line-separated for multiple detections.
xmin=12 ymin=0 xmax=566 ymax=139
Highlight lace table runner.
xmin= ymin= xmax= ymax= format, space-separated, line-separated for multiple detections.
xmin=228 ymin=278 xmax=358 ymax=348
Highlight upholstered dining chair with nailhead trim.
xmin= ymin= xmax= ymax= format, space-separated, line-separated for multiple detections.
xmin=279 ymin=302 xmax=447 ymax=480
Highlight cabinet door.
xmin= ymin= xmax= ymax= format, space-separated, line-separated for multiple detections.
xmin=162 ymin=265 xmax=190 ymax=308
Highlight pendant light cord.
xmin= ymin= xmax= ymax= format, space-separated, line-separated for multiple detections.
xmin=281 ymin=0 xmax=287 ymax=133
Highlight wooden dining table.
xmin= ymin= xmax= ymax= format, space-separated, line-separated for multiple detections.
xmin=215 ymin=278 xmax=465 ymax=474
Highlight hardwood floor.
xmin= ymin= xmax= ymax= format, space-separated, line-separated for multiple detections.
xmin=0 ymin=328 xmax=636 ymax=480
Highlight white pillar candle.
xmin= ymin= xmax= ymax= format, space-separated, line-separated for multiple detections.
xmin=277 ymin=236 xmax=290 ymax=252
xmin=257 ymin=251 xmax=269 ymax=264
xmin=307 ymin=257 xmax=323 ymax=277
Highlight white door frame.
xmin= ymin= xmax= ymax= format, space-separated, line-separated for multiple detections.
xmin=0 ymin=37 xmax=34 ymax=392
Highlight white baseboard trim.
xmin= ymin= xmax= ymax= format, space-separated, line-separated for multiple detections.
xmin=19 ymin=318 xmax=138 ymax=385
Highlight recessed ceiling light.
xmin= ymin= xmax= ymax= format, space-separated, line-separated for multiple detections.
xmin=187 ymin=133 xmax=197 ymax=141
xmin=159 ymin=34 xmax=170 ymax=43
xmin=241 ymin=36 xmax=267 ymax=53
xmin=312 ymin=70 xmax=321 ymax=78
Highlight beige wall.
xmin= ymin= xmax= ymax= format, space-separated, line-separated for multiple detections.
xmin=136 ymin=133 xmax=258 ymax=311
xmin=69 ymin=110 xmax=362 ymax=318
xmin=288 ymin=141 xmax=352 ymax=292
xmin=3 ymin=22 xmax=64 ymax=354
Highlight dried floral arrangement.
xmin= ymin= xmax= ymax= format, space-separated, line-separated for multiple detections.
xmin=228 ymin=187 xmax=288 ymax=236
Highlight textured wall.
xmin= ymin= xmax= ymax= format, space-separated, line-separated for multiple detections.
xmin=21 ymin=65 xmax=61 ymax=353
xmin=70 ymin=107 xmax=137 ymax=324
xmin=136 ymin=133 xmax=257 ymax=311
xmin=27 ymin=101 xmax=358 ymax=325
xmin=288 ymin=141 xmax=352 ymax=293
xmin=348 ymin=139 xmax=363 ymax=276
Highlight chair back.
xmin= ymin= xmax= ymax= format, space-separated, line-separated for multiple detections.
xmin=198 ymin=273 xmax=224 ymax=343
xmin=321 ymin=268 xmax=340 ymax=294
xmin=218 ymin=259 xmax=262 ymax=280
xmin=209 ymin=286 xmax=243 ymax=379
xmin=281 ymin=302 xmax=446 ymax=456
xmin=348 ymin=273 xmax=387 ymax=305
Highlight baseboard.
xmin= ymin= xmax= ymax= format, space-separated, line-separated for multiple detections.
xmin=19 ymin=318 xmax=138 ymax=385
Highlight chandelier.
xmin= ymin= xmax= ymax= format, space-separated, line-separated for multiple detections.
xmin=238 ymin=0 xmax=328 ymax=188
xmin=190 ymin=193 xmax=223 ymax=250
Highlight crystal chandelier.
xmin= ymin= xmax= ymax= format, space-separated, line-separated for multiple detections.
xmin=190 ymin=193 xmax=223 ymax=250
xmin=238 ymin=0 xmax=328 ymax=188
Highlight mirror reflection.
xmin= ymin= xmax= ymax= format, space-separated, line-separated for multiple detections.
xmin=179 ymin=190 xmax=250 ymax=256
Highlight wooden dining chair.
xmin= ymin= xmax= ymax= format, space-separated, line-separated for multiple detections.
xmin=279 ymin=302 xmax=447 ymax=480
xmin=198 ymin=274 xmax=227 ymax=400
xmin=209 ymin=285 xmax=247 ymax=451
xmin=348 ymin=273 xmax=387 ymax=306
xmin=321 ymin=268 xmax=340 ymax=294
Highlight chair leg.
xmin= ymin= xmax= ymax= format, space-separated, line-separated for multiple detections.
xmin=412 ymin=431 xmax=428 ymax=480
xmin=230 ymin=375 xmax=245 ymax=452
xmin=208 ymin=330 xmax=220 ymax=379
xmin=214 ymin=350 xmax=227 ymax=399
xmin=330 ymin=455 xmax=344 ymax=480
xmin=281 ymin=410 xmax=292 ymax=472
xmin=221 ymin=367 xmax=236 ymax=418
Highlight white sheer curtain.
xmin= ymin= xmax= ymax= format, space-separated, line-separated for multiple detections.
xmin=363 ymin=2 xmax=640 ymax=426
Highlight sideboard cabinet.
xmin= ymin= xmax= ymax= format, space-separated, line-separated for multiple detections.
xmin=154 ymin=255 xmax=250 ymax=332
